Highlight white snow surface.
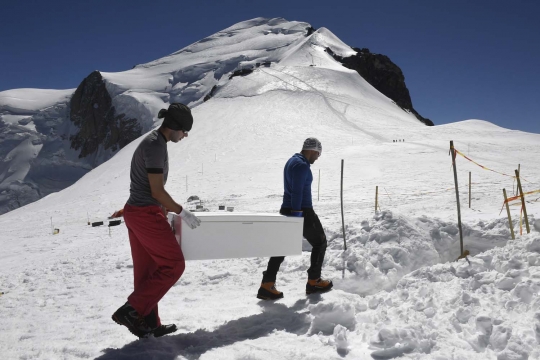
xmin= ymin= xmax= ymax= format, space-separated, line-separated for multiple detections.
xmin=0 ymin=88 xmax=74 ymax=113
xmin=1 ymin=17 xmax=540 ymax=359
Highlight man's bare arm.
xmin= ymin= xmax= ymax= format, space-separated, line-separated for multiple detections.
xmin=148 ymin=173 xmax=182 ymax=214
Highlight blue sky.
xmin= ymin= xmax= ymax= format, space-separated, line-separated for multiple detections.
xmin=1 ymin=0 xmax=539 ymax=133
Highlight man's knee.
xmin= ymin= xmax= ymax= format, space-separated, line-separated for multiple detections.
xmin=172 ymin=260 xmax=185 ymax=281
xmin=312 ymin=236 xmax=327 ymax=252
xmin=161 ymin=260 xmax=185 ymax=281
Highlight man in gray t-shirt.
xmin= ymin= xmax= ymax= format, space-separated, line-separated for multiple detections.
xmin=112 ymin=103 xmax=201 ymax=339
xmin=127 ymin=129 xmax=169 ymax=207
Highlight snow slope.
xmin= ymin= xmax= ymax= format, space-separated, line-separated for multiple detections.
xmin=1 ymin=17 xmax=540 ymax=359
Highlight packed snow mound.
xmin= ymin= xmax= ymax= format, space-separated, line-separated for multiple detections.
xmin=317 ymin=210 xmax=530 ymax=297
xmin=288 ymin=231 xmax=540 ymax=359
xmin=361 ymin=234 xmax=540 ymax=359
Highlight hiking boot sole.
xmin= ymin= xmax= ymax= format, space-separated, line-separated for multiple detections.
xmin=306 ymin=283 xmax=334 ymax=295
xmin=256 ymin=293 xmax=284 ymax=300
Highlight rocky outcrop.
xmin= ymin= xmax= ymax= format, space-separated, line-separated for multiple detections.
xmin=69 ymin=71 xmax=142 ymax=159
xmin=328 ymin=47 xmax=433 ymax=126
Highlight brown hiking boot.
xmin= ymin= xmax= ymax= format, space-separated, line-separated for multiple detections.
xmin=306 ymin=278 xmax=333 ymax=294
xmin=257 ymin=281 xmax=284 ymax=300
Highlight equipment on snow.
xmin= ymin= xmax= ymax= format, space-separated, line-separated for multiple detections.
xmin=167 ymin=212 xmax=303 ymax=261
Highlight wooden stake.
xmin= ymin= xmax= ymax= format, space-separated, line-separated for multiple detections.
xmin=340 ymin=160 xmax=347 ymax=251
xmin=375 ymin=186 xmax=379 ymax=213
xmin=503 ymin=188 xmax=515 ymax=240
xmin=514 ymin=164 xmax=520 ymax=196
xmin=450 ymin=141 xmax=465 ymax=257
xmin=469 ymin=172 xmax=471 ymax=208
xmin=515 ymin=169 xmax=530 ymax=234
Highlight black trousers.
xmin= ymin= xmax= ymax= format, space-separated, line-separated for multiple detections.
xmin=262 ymin=208 xmax=328 ymax=282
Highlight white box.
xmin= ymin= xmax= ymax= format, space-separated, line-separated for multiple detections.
xmin=168 ymin=212 xmax=303 ymax=260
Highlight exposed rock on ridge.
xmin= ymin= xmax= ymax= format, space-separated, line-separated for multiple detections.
xmin=327 ymin=47 xmax=434 ymax=126
xmin=69 ymin=71 xmax=142 ymax=160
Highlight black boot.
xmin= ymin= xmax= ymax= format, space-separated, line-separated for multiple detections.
xmin=112 ymin=302 xmax=157 ymax=338
xmin=152 ymin=324 xmax=178 ymax=337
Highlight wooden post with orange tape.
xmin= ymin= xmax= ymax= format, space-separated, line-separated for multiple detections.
xmin=450 ymin=141 xmax=468 ymax=260
xmin=502 ymin=188 xmax=515 ymax=240
xmin=515 ymin=169 xmax=530 ymax=234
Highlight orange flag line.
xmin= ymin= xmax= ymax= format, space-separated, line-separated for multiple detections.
xmin=499 ymin=188 xmax=540 ymax=215
xmin=454 ymin=149 xmax=517 ymax=178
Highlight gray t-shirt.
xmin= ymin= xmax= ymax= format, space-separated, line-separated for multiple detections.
xmin=127 ymin=130 xmax=169 ymax=207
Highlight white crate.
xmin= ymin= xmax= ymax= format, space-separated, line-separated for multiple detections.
xmin=168 ymin=212 xmax=303 ymax=260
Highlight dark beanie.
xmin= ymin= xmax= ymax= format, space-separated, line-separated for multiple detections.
xmin=158 ymin=103 xmax=193 ymax=131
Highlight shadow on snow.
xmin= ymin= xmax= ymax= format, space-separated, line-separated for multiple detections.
xmin=97 ymin=297 xmax=323 ymax=360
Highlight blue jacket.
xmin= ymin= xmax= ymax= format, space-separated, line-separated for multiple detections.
xmin=281 ymin=153 xmax=313 ymax=210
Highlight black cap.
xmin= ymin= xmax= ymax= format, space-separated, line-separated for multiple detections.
xmin=158 ymin=103 xmax=193 ymax=131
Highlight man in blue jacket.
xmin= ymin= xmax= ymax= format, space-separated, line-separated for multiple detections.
xmin=257 ymin=138 xmax=333 ymax=300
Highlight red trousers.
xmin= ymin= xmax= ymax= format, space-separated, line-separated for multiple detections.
xmin=123 ymin=204 xmax=185 ymax=325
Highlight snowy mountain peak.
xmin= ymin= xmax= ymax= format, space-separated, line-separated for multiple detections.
xmin=2 ymin=17 xmax=458 ymax=214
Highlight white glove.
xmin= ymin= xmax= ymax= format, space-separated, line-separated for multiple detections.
xmin=179 ymin=208 xmax=201 ymax=229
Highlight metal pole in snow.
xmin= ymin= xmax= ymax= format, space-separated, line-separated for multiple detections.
xmin=502 ymin=189 xmax=515 ymax=240
xmin=450 ymin=141 xmax=466 ymax=258
xmin=514 ymin=164 xmax=520 ymax=196
xmin=340 ymin=160 xmax=347 ymax=251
